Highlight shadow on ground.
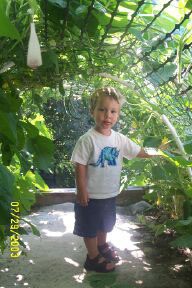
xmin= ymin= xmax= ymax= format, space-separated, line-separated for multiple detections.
xmin=0 ymin=203 xmax=191 ymax=288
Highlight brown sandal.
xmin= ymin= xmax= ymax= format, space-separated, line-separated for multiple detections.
xmin=98 ymin=243 xmax=120 ymax=263
xmin=84 ymin=254 xmax=115 ymax=273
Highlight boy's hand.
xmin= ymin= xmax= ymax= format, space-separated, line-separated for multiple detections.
xmin=137 ymin=141 xmax=170 ymax=158
xmin=76 ymin=190 xmax=89 ymax=206
xmin=75 ymin=163 xmax=89 ymax=206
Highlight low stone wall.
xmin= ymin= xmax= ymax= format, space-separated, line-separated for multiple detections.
xmin=33 ymin=186 xmax=149 ymax=208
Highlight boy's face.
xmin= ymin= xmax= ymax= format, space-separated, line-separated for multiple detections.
xmin=91 ymin=95 xmax=120 ymax=135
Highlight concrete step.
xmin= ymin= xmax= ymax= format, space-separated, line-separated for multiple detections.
xmin=33 ymin=186 xmax=149 ymax=207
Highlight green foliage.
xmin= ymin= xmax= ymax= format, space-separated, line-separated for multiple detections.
xmin=171 ymin=234 xmax=192 ymax=248
xmin=0 ymin=0 xmax=20 ymax=39
xmin=143 ymin=136 xmax=162 ymax=147
xmin=0 ymin=81 xmax=54 ymax=252
xmin=26 ymin=136 xmax=54 ymax=170
xmin=183 ymin=200 xmax=192 ymax=219
xmin=39 ymin=86 xmax=91 ymax=187
xmin=20 ymin=218 xmax=41 ymax=237
xmin=165 ymin=217 xmax=192 ymax=248
xmin=184 ymin=139 xmax=192 ymax=154
xmin=0 ymin=164 xmax=14 ymax=224
xmin=120 ymin=87 xmax=192 ymax=249
xmin=185 ymin=0 xmax=192 ymax=9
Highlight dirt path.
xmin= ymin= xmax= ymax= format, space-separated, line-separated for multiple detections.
xmin=0 ymin=203 xmax=191 ymax=288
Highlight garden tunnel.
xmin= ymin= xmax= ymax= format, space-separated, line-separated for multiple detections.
xmin=35 ymin=0 xmax=191 ymax=126
xmin=1 ymin=0 xmax=192 ymax=124
xmin=0 ymin=0 xmax=192 ymax=280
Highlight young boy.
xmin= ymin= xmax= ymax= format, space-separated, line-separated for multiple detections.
xmin=71 ymin=87 xmax=160 ymax=273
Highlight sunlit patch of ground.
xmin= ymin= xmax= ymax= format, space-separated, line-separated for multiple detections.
xmin=0 ymin=203 xmax=191 ymax=288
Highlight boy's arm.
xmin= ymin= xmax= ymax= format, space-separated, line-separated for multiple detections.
xmin=137 ymin=143 xmax=168 ymax=158
xmin=75 ymin=163 xmax=89 ymax=206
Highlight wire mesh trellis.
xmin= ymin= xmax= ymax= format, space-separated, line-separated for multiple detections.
xmin=39 ymin=0 xmax=192 ymax=127
xmin=1 ymin=0 xmax=191 ymax=127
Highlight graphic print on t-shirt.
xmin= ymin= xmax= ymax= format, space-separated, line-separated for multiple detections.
xmin=90 ymin=146 xmax=119 ymax=168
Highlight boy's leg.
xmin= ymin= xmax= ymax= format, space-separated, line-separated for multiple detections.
xmin=84 ymin=236 xmax=99 ymax=259
xmin=97 ymin=231 xmax=120 ymax=262
xmin=97 ymin=231 xmax=107 ymax=246
xmin=84 ymin=236 xmax=115 ymax=270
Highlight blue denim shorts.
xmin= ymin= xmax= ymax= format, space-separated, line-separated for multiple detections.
xmin=73 ymin=197 xmax=116 ymax=238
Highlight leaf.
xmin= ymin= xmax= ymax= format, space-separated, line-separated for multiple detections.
xmin=170 ymin=234 xmax=192 ymax=248
xmin=0 ymin=200 xmax=11 ymax=225
xmin=0 ymin=89 xmax=22 ymax=113
xmin=120 ymin=1 xmax=137 ymax=11
xmin=154 ymin=12 xmax=177 ymax=32
xmin=47 ymin=0 xmax=67 ymax=9
xmin=143 ymin=136 xmax=162 ymax=147
xmin=18 ymin=238 xmax=27 ymax=248
xmin=40 ymin=0 xmax=66 ymax=22
xmin=154 ymin=224 xmax=165 ymax=237
xmin=143 ymin=190 xmax=158 ymax=203
xmin=32 ymin=91 xmax=42 ymax=106
xmin=0 ymin=0 xmax=20 ymax=39
xmin=183 ymin=140 xmax=192 ymax=154
xmin=183 ymin=201 xmax=192 ymax=219
xmin=127 ymin=159 xmax=147 ymax=171
xmin=13 ymin=177 xmax=36 ymax=214
xmin=0 ymin=164 xmax=15 ymax=195
xmin=41 ymin=50 xmax=59 ymax=74
xmin=30 ymin=114 xmax=53 ymax=139
xmin=16 ymin=125 xmax=25 ymax=151
xmin=75 ymin=5 xmax=88 ymax=15
xmin=21 ymin=218 xmax=41 ymax=237
xmin=34 ymin=171 xmax=49 ymax=191
xmin=23 ymin=170 xmax=49 ymax=191
xmin=185 ymin=0 xmax=192 ymax=9
xmin=148 ymin=63 xmax=177 ymax=86
xmin=26 ymin=136 xmax=54 ymax=170
xmin=151 ymin=163 xmax=178 ymax=180
xmin=94 ymin=1 xmax=107 ymax=14
xmin=0 ymin=227 xmax=7 ymax=253
xmin=17 ymin=150 xmax=32 ymax=175
xmin=18 ymin=227 xmax=29 ymax=236
xmin=162 ymin=151 xmax=192 ymax=167
xmin=1 ymin=141 xmax=14 ymax=165
xmin=0 ymin=164 xmax=15 ymax=224
xmin=128 ymin=27 xmax=144 ymax=41
xmin=0 ymin=112 xmax=17 ymax=143
xmin=28 ymin=0 xmax=39 ymax=13
xmin=177 ymin=217 xmax=192 ymax=226
xmin=151 ymin=165 xmax=167 ymax=180
xmin=129 ymin=174 xmax=147 ymax=186
xmin=21 ymin=121 xmax=39 ymax=139
xmin=86 ymin=15 xmax=99 ymax=37
xmin=139 ymin=3 xmax=153 ymax=15
xmin=92 ymin=10 xmax=109 ymax=26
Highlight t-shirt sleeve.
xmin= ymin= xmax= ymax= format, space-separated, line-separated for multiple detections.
xmin=71 ymin=135 xmax=92 ymax=165
xmin=121 ymin=134 xmax=141 ymax=160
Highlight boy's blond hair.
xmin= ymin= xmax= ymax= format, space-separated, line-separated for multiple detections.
xmin=90 ymin=87 xmax=125 ymax=112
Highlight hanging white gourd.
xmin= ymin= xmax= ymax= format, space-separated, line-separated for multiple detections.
xmin=27 ymin=22 xmax=42 ymax=69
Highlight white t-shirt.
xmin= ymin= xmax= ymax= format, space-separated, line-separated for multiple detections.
xmin=71 ymin=128 xmax=141 ymax=199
